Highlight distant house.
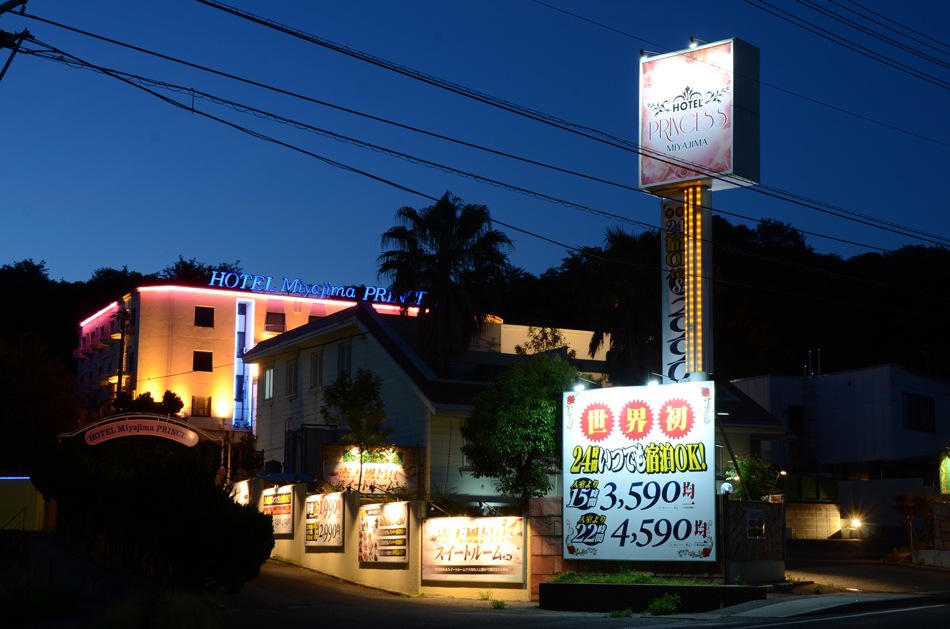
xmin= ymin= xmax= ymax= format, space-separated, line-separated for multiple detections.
xmin=734 ymin=365 xmax=950 ymax=529
xmin=733 ymin=365 xmax=950 ymax=481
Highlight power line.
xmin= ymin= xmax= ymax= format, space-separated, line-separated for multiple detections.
xmin=195 ymin=0 xmax=950 ymax=247
xmin=18 ymin=8 xmax=950 ymax=248
xmin=795 ymin=0 xmax=950 ymax=71
xmin=528 ymin=0 xmax=950 ymax=151
xmin=28 ymin=43 xmax=950 ymax=288
xmin=27 ymin=38 xmax=950 ymax=321
xmin=841 ymin=0 xmax=950 ymax=55
xmin=743 ymin=0 xmax=950 ymax=91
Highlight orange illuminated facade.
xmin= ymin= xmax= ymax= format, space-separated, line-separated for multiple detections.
xmin=74 ymin=284 xmax=415 ymax=440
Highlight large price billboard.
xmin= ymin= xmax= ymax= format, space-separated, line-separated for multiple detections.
xmin=562 ymin=382 xmax=716 ymax=561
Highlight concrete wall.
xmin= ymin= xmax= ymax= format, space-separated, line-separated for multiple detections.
xmin=265 ymin=486 xmax=531 ymax=600
xmin=725 ymin=499 xmax=785 ymax=584
xmin=839 ymin=478 xmax=925 ymax=529
xmin=0 ymin=479 xmax=46 ymax=532
xmin=785 ymin=503 xmax=840 ymax=539
xmin=915 ymin=502 xmax=950 ymax=568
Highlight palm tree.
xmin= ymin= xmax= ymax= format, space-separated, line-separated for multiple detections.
xmin=378 ymin=191 xmax=513 ymax=376
xmin=582 ymin=227 xmax=661 ymax=385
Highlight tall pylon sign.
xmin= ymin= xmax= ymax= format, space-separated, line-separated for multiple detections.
xmin=639 ymin=38 xmax=760 ymax=383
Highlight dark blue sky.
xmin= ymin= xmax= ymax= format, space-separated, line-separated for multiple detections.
xmin=2 ymin=0 xmax=948 ymax=287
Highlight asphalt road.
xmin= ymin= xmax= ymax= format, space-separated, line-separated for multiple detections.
xmin=11 ymin=533 xmax=950 ymax=627
xmin=785 ymin=539 xmax=950 ymax=595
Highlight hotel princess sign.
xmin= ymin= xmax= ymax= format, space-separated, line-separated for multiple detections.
xmin=639 ymin=38 xmax=759 ymax=192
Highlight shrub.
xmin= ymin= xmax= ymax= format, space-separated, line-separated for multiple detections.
xmin=646 ymin=593 xmax=681 ymax=616
xmin=37 ymin=437 xmax=274 ymax=593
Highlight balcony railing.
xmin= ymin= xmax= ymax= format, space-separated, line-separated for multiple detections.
xmin=264 ymin=323 xmax=286 ymax=334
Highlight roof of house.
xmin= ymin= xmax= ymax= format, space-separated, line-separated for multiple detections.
xmin=243 ymin=303 xmax=487 ymax=409
xmin=716 ymin=379 xmax=789 ymax=437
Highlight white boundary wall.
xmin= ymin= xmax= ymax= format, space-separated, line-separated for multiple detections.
xmin=263 ymin=484 xmax=531 ymax=601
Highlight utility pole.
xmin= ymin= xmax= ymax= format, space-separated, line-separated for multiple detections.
xmin=0 ymin=0 xmax=31 ymax=84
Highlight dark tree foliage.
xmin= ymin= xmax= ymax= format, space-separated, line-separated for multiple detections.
xmin=378 ymin=191 xmax=513 ymax=376
xmin=461 ymin=354 xmax=577 ymax=511
xmin=157 ymin=255 xmax=242 ymax=287
xmin=321 ymin=368 xmax=393 ymax=491
xmin=0 ymin=339 xmax=85 ymax=475
xmin=113 ymin=390 xmax=184 ymax=416
xmin=33 ymin=437 xmax=273 ymax=593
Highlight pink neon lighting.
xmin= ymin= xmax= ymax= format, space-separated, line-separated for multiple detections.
xmin=135 ymin=286 xmax=418 ymax=314
xmin=80 ymin=302 xmax=119 ymax=328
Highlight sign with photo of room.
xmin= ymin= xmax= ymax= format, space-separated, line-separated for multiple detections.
xmin=358 ymin=502 xmax=408 ymax=563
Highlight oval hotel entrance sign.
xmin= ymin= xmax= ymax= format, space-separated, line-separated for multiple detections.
xmin=84 ymin=418 xmax=200 ymax=447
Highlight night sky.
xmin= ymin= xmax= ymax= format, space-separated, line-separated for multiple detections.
xmin=2 ymin=0 xmax=948 ymax=287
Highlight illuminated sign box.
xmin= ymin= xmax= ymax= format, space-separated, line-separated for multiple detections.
xmin=639 ymin=38 xmax=759 ymax=192
xmin=262 ymin=485 xmax=294 ymax=535
xmin=358 ymin=502 xmax=409 ymax=563
xmin=562 ymin=382 xmax=716 ymax=561
xmin=322 ymin=445 xmax=420 ymax=494
xmin=421 ymin=517 xmax=524 ymax=583
xmin=305 ymin=493 xmax=345 ymax=547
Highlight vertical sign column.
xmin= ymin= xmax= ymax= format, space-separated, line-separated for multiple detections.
xmin=661 ymin=186 xmax=712 ymax=383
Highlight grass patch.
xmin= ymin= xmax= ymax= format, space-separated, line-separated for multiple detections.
xmin=478 ymin=589 xmax=494 ymax=600
xmin=548 ymin=570 xmax=707 ymax=586
xmin=606 ymin=608 xmax=633 ymax=618
xmin=491 ymin=599 xmax=507 ymax=609
xmin=645 ymin=593 xmax=681 ymax=616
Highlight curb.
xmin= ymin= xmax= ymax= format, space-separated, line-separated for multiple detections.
xmin=795 ymin=594 xmax=950 ymax=617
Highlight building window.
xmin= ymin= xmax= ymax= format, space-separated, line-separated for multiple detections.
xmin=192 ymin=395 xmax=212 ymax=417
xmin=337 ymin=341 xmax=351 ymax=377
xmin=286 ymin=359 xmax=298 ymax=396
xmin=311 ymin=352 xmax=324 ymax=388
xmin=264 ymin=367 xmax=274 ymax=400
xmin=265 ymin=312 xmax=286 ymax=334
xmin=193 ymin=351 xmax=213 ymax=372
xmin=194 ymin=306 xmax=215 ymax=327
xmin=126 ymin=351 xmax=134 ymax=374
xmin=128 ymin=308 xmax=136 ymax=327
xmin=903 ymin=392 xmax=935 ymax=433
xmin=308 ymin=315 xmax=323 ymax=324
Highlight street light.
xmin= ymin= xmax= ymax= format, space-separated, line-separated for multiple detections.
xmin=573 ymin=376 xmax=601 ymax=392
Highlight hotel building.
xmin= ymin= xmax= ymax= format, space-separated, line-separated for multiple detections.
xmin=73 ymin=271 xmax=421 ymax=441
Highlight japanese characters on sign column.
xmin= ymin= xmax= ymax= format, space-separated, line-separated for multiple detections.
xmin=421 ymin=517 xmax=524 ymax=583
xmin=562 ymin=382 xmax=716 ymax=561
